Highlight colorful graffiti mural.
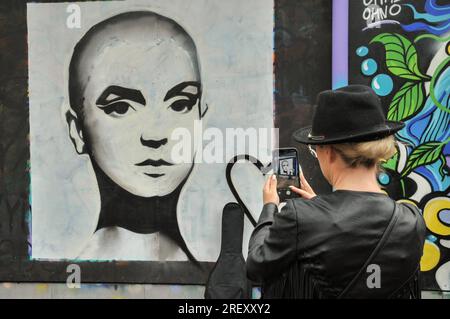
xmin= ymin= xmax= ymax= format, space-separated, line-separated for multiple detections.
xmin=348 ymin=0 xmax=450 ymax=291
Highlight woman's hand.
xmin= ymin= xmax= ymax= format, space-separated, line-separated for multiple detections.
xmin=263 ymin=174 xmax=280 ymax=206
xmin=289 ymin=172 xmax=317 ymax=199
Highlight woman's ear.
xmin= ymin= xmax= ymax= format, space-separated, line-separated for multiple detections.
xmin=328 ymin=146 xmax=338 ymax=164
xmin=66 ymin=110 xmax=86 ymax=154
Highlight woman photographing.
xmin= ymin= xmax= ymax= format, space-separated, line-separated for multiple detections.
xmin=247 ymin=85 xmax=426 ymax=298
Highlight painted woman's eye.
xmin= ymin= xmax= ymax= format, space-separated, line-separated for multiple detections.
xmin=100 ymin=101 xmax=135 ymax=116
xmin=169 ymin=99 xmax=196 ymax=113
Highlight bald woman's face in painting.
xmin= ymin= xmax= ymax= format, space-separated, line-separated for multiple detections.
xmin=68 ymin=13 xmax=202 ymax=197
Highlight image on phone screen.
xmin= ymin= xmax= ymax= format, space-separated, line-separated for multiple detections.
xmin=273 ymin=148 xmax=300 ymax=196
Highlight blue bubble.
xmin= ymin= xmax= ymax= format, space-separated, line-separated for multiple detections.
xmin=378 ymin=172 xmax=390 ymax=185
xmin=361 ymin=59 xmax=378 ymax=76
xmin=356 ymin=46 xmax=369 ymax=57
xmin=438 ymin=209 xmax=450 ymax=225
xmin=371 ymin=74 xmax=394 ymax=96
xmin=427 ymin=235 xmax=438 ymax=243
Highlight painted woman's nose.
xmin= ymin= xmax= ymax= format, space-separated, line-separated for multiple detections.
xmin=140 ymin=136 xmax=168 ymax=149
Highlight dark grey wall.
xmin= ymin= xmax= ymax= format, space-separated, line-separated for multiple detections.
xmin=274 ymin=0 xmax=333 ymax=194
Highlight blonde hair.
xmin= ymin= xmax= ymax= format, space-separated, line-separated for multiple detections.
xmin=329 ymin=135 xmax=397 ymax=169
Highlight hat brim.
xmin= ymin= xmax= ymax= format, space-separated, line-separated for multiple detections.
xmin=292 ymin=121 xmax=405 ymax=145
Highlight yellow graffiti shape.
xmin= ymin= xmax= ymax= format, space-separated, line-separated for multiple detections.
xmin=420 ymin=240 xmax=441 ymax=272
xmin=423 ymin=197 xmax=450 ymax=236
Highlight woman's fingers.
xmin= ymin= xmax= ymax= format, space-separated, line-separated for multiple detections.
xmin=300 ymin=171 xmax=314 ymax=193
xmin=263 ymin=174 xmax=280 ymax=205
xmin=289 ymin=186 xmax=315 ymax=199
xmin=290 ymin=185 xmax=305 ymax=195
xmin=299 ymin=171 xmax=309 ymax=189
xmin=270 ymin=174 xmax=277 ymax=191
xmin=264 ymin=174 xmax=277 ymax=193
xmin=263 ymin=174 xmax=271 ymax=191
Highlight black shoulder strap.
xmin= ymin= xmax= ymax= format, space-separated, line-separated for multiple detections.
xmin=337 ymin=200 xmax=400 ymax=299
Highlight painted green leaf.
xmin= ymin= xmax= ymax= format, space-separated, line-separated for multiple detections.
xmin=382 ymin=152 xmax=399 ymax=171
xmin=388 ymin=81 xmax=425 ymax=121
xmin=401 ymin=142 xmax=444 ymax=177
xmin=370 ymin=33 xmax=430 ymax=81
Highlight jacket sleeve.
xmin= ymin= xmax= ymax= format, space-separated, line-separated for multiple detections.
xmin=246 ymin=200 xmax=298 ymax=282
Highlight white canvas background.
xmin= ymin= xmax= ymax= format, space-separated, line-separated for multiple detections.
xmin=28 ymin=0 xmax=274 ymax=261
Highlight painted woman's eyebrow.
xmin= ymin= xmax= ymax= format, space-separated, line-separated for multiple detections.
xmin=164 ymin=81 xmax=201 ymax=101
xmin=96 ymin=85 xmax=146 ymax=106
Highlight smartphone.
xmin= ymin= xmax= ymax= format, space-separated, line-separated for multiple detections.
xmin=273 ymin=148 xmax=301 ymax=201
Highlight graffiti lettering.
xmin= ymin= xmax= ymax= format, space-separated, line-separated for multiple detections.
xmin=363 ymin=0 xmax=402 ymax=26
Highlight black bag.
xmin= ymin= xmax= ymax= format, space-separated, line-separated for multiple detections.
xmin=204 ymin=203 xmax=252 ymax=299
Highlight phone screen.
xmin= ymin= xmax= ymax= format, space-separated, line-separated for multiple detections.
xmin=273 ymin=148 xmax=300 ymax=199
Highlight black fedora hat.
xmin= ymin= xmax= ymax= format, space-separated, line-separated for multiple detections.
xmin=293 ymin=85 xmax=405 ymax=145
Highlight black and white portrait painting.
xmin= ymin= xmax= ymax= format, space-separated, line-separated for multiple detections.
xmin=28 ymin=0 xmax=273 ymax=263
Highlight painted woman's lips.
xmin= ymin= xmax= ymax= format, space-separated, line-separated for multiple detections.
xmin=144 ymin=173 xmax=165 ymax=178
xmin=135 ymin=159 xmax=173 ymax=167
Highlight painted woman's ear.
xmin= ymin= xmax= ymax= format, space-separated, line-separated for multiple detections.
xmin=65 ymin=110 xmax=86 ymax=154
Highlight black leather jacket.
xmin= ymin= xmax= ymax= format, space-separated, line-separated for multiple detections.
xmin=246 ymin=190 xmax=427 ymax=299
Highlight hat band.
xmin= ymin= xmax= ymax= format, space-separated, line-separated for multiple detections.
xmin=308 ymin=133 xmax=325 ymax=141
